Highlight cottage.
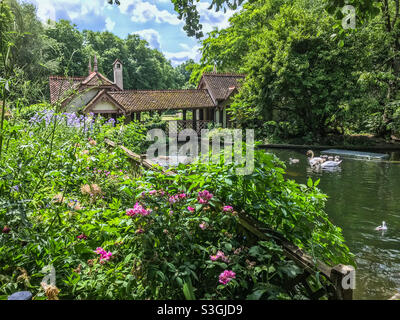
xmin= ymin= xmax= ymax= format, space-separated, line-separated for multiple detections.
xmin=49 ymin=56 xmax=245 ymax=133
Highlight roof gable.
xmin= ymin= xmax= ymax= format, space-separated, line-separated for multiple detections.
xmin=83 ymin=89 xmax=126 ymax=113
xmin=49 ymin=71 xmax=120 ymax=106
xmin=198 ymin=73 xmax=245 ymax=102
xmin=82 ymin=71 xmax=115 ymax=86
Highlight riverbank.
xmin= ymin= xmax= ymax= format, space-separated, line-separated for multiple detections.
xmin=260 ymin=134 xmax=400 ymax=152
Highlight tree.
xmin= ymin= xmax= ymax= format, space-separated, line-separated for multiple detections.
xmin=107 ymin=0 xmax=245 ymax=38
xmin=45 ymin=20 xmax=87 ymax=77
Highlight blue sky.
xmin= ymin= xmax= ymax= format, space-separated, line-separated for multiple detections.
xmin=26 ymin=0 xmax=238 ymax=66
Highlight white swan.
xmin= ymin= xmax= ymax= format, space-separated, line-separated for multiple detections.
xmin=319 ymin=159 xmax=342 ymax=168
xmin=375 ymin=221 xmax=387 ymax=231
xmin=306 ymin=150 xmax=325 ymax=167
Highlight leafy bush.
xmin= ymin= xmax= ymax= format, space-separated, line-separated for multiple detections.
xmin=0 ymin=107 xmax=353 ymax=300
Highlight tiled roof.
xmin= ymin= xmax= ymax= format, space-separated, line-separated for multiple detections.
xmin=199 ymin=73 xmax=245 ymax=102
xmin=108 ymin=90 xmax=215 ymax=112
xmin=49 ymin=76 xmax=85 ymax=104
xmin=49 ymin=72 xmax=117 ymax=104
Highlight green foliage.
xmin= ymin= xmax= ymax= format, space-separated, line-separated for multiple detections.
xmin=193 ymin=0 xmax=400 ymax=140
xmin=1 ymin=0 xmax=193 ymax=106
xmin=0 ymin=104 xmax=353 ymax=300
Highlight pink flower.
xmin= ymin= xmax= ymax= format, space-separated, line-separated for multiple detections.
xmin=198 ymin=190 xmax=213 ymax=204
xmin=126 ymin=202 xmax=151 ymax=217
xmin=199 ymin=223 xmax=206 ymax=230
xmin=77 ymin=233 xmax=88 ymax=240
xmin=2 ymin=226 xmax=11 ymax=234
xmin=187 ymin=206 xmax=195 ymax=213
xmin=219 ymin=270 xmax=236 ymax=285
xmin=198 ymin=197 xmax=208 ymax=204
xmin=136 ymin=228 xmax=144 ymax=234
xmin=169 ymin=195 xmax=178 ymax=204
xmin=178 ymin=193 xmax=187 ymax=199
xmin=210 ymin=250 xmax=230 ymax=263
xmin=149 ymin=190 xmax=157 ymax=195
xmin=199 ymin=190 xmax=213 ymax=200
xmin=217 ymin=251 xmax=230 ymax=263
xmin=223 ymin=206 xmax=234 ymax=212
xmin=94 ymin=247 xmax=113 ymax=263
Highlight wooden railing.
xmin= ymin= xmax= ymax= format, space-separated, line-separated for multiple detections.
xmin=104 ymin=138 xmax=355 ymax=300
xmin=167 ymin=120 xmax=213 ymax=135
xmin=238 ymin=213 xmax=354 ymax=300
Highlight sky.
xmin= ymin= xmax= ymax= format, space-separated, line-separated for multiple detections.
xmin=25 ymin=0 xmax=238 ymax=66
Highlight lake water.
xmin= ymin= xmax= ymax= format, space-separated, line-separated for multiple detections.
xmin=268 ymin=148 xmax=400 ymax=300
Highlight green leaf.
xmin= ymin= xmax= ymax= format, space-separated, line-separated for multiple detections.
xmin=182 ymin=278 xmax=196 ymax=300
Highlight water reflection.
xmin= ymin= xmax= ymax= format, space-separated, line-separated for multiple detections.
xmin=268 ymin=148 xmax=400 ymax=300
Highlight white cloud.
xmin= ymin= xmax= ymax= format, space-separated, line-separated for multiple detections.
xmin=164 ymin=44 xmax=202 ymax=66
xmin=30 ymin=0 xmax=57 ymax=21
xmin=29 ymin=0 xmax=108 ymax=22
xmin=105 ymin=17 xmax=116 ymax=31
xmin=133 ymin=28 xmax=161 ymax=50
xmin=197 ymin=1 xmax=236 ymax=35
xmin=119 ymin=0 xmax=182 ymax=25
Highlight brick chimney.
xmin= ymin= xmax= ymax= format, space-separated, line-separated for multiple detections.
xmin=113 ymin=59 xmax=123 ymax=90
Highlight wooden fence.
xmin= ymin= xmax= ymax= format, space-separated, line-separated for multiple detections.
xmin=167 ymin=120 xmax=212 ymax=135
xmin=104 ymin=138 xmax=355 ymax=300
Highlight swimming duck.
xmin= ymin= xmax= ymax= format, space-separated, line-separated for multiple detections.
xmin=289 ymin=158 xmax=300 ymax=164
xmin=375 ymin=221 xmax=387 ymax=231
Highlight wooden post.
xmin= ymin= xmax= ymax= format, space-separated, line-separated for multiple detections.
xmin=199 ymin=108 xmax=204 ymax=121
xmin=192 ymin=109 xmax=197 ymax=132
xmin=330 ymin=264 xmax=355 ymax=300
xmin=183 ymin=110 xmax=186 ymax=121
xmin=137 ymin=112 xmax=141 ymax=122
